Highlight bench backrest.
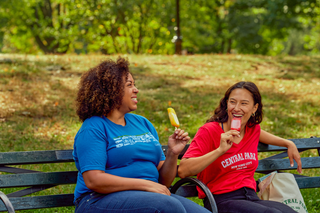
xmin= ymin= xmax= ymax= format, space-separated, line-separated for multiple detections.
xmin=0 ymin=150 xmax=76 ymax=211
xmin=0 ymin=137 xmax=319 ymax=211
xmin=164 ymin=137 xmax=320 ymax=191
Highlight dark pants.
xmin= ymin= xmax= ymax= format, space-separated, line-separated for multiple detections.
xmin=203 ymin=187 xmax=296 ymax=213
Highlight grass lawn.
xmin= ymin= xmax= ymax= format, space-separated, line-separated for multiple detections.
xmin=0 ymin=53 xmax=319 ymax=212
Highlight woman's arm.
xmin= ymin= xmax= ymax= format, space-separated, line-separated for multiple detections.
xmin=83 ymin=170 xmax=171 ymax=195
xmin=157 ymin=152 xmax=179 ymax=187
xmin=157 ymin=129 xmax=190 ymax=187
xmin=259 ymin=130 xmax=302 ymax=173
xmin=178 ymin=130 xmax=239 ymax=178
xmin=178 ymin=148 xmax=225 ymax=178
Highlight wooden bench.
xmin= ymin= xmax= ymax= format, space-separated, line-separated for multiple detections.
xmin=1 ymin=137 xmax=319 ymax=213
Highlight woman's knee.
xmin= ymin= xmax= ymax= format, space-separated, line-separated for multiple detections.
xmin=153 ymin=194 xmax=187 ymax=213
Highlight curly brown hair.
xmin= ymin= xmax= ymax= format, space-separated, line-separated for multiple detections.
xmin=206 ymin=81 xmax=263 ymax=127
xmin=76 ymin=57 xmax=130 ymax=122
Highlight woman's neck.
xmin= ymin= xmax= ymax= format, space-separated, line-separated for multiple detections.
xmin=106 ymin=110 xmax=126 ymax=126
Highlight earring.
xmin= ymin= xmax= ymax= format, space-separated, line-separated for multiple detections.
xmin=226 ymin=108 xmax=228 ymax=112
xmin=252 ymin=113 xmax=255 ymax=117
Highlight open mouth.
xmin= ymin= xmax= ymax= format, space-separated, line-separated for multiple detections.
xmin=233 ymin=114 xmax=243 ymax=118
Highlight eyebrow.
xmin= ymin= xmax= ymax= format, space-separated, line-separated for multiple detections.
xmin=229 ymin=98 xmax=250 ymax=102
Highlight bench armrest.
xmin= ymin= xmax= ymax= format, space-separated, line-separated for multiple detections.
xmin=170 ymin=177 xmax=218 ymax=213
xmin=0 ymin=191 xmax=15 ymax=213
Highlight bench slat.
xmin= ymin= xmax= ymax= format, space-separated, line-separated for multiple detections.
xmin=257 ymin=157 xmax=320 ymax=172
xmin=0 ymin=150 xmax=74 ymax=165
xmin=7 ymin=185 xmax=56 ymax=198
xmin=296 ymin=177 xmax=320 ymax=189
xmin=0 ymin=194 xmax=74 ymax=212
xmin=0 ymin=166 xmax=41 ymax=174
xmin=258 ymin=138 xmax=320 ymax=152
xmin=0 ymin=171 xmax=77 ymax=188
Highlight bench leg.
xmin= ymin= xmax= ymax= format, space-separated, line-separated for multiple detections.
xmin=170 ymin=177 xmax=218 ymax=213
xmin=0 ymin=191 xmax=15 ymax=213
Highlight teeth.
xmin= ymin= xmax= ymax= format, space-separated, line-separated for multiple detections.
xmin=233 ymin=114 xmax=242 ymax=117
xmin=132 ymin=98 xmax=137 ymax=101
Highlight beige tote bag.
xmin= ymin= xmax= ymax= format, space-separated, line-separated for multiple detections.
xmin=258 ymin=172 xmax=308 ymax=213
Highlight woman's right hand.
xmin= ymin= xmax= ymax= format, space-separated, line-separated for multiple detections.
xmin=218 ymin=131 xmax=240 ymax=153
xmin=144 ymin=181 xmax=171 ymax=195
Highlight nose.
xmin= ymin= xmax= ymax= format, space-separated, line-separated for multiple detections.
xmin=234 ymin=103 xmax=241 ymax=111
xmin=134 ymin=86 xmax=139 ymax=93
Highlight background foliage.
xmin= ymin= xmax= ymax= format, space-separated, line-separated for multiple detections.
xmin=0 ymin=0 xmax=319 ymax=55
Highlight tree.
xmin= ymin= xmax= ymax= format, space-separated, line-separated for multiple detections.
xmin=0 ymin=0 xmax=319 ymax=55
xmin=0 ymin=0 xmax=80 ymax=53
xmin=78 ymin=0 xmax=175 ymax=54
xmin=179 ymin=0 xmax=319 ymax=54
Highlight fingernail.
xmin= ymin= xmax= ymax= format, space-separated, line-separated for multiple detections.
xmin=291 ymin=164 xmax=293 ymax=167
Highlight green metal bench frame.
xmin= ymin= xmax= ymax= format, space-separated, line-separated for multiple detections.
xmin=1 ymin=137 xmax=319 ymax=213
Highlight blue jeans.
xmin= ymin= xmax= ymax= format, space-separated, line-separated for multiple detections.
xmin=75 ymin=190 xmax=211 ymax=213
xmin=203 ymin=187 xmax=297 ymax=213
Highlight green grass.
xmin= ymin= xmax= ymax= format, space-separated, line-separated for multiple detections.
xmin=0 ymin=53 xmax=319 ymax=212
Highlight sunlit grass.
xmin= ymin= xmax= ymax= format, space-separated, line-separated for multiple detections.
xmin=0 ymin=53 xmax=319 ymax=212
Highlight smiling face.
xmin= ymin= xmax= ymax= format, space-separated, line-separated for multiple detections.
xmin=118 ymin=73 xmax=139 ymax=114
xmin=227 ymin=88 xmax=258 ymax=129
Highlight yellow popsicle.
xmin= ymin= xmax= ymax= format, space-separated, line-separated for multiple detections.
xmin=167 ymin=108 xmax=180 ymax=128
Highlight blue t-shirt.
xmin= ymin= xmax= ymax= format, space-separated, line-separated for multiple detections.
xmin=73 ymin=113 xmax=166 ymax=201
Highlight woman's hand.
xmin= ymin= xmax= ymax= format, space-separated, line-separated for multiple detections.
xmin=287 ymin=141 xmax=302 ymax=173
xmin=218 ymin=130 xmax=240 ymax=153
xmin=144 ymin=181 xmax=171 ymax=195
xmin=167 ymin=129 xmax=190 ymax=156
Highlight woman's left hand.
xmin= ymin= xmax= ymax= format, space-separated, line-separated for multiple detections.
xmin=287 ymin=142 xmax=302 ymax=173
xmin=167 ymin=129 xmax=190 ymax=156
xmin=260 ymin=130 xmax=303 ymax=174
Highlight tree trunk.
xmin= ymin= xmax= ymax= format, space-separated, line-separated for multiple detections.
xmin=220 ymin=40 xmax=225 ymax=54
xmin=227 ymin=38 xmax=232 ymax=53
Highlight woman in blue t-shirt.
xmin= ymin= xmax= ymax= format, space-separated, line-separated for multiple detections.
xmin=73 ymin=57 xmax=210 ymax=213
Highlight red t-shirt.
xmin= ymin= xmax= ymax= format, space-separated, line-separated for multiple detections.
xmin=183 ymin=122 xmax=260 ymax=199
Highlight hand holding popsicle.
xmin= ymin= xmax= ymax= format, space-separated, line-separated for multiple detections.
xmin=218 ymin=117 xmax=241 ymax=153
xmin=167 ymin=108 xmax=189 ymax=155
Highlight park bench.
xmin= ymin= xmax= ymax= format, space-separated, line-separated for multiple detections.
xmin=0 ymin=137 xmax=320 ymax=213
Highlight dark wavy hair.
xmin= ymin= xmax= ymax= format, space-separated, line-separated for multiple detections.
xmin=206 ymin=81 xmax=263 ymax=127
xmin=76 ymin=57 xmax=130 ymax=122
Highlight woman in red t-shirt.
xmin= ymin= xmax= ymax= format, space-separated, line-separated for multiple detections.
xmin=178 ymin=81 xmax=301 ymax=213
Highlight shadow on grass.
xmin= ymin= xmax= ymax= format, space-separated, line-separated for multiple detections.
xmin=1 ymin=56 xmax=319 ymax=153
xmin=216 ymin=54 xmax=320 ymax=80
xmin=130 ymin=64 xmax=318 ymax=140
